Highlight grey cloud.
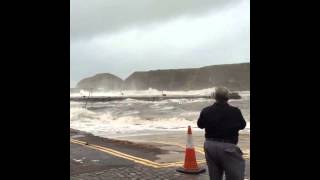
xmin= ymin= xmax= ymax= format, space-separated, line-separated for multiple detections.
xmin=70 ymin=0 xmax=249 ymax=87
xmin=71 ymin=0 xmax=239 ymax=41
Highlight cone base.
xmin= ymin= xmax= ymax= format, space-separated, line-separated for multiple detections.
xmin=176 ymin=166 xmax=206 ymax=174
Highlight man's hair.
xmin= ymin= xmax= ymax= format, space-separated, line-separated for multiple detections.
xmin=214 ymin=87 xmax=229 ymax=102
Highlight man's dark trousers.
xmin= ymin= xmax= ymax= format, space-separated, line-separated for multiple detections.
xmin=204 ymin=140 xmax=245 ymax=180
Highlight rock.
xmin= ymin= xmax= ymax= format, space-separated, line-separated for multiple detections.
xmin=76 ymin=73 xmax=123 ymax=90
xmin=75 ymin=63 xmax=249 ymax=91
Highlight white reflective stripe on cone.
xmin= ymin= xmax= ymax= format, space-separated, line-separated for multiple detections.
xmin=186 ymin=134 xmax=194 ymax=148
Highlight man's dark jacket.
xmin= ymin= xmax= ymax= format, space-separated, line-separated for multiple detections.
xmin=197 ymin=102 xmax=246 ymax=144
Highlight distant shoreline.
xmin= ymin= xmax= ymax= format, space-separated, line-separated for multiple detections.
xmin=75 ymin=63 xmax=249 ymax=91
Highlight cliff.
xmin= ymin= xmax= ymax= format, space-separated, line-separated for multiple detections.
xmin=76 ymin=63 xmax=250 ymax=91
xmin=76 ymin=73 xmax=123 ymax=90
xmin=124 ymin=63 xmax=249 ymax=91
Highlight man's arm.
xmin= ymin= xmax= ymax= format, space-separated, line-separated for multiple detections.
xmin=197 ymin=110 xmax=206 ymax=129
xmin=237 ymin=108 xmax=246 ymax=130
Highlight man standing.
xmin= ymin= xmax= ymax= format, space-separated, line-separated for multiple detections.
xmin=197 ymin=87 xmax=246 ymax=180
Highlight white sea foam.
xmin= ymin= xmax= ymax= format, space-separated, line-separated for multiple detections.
xmin=71 ymin=87 xmax=221 ymax=97
xmin=70 ymin=107 xmax=250 ymax=138
xmin=70 ymin=89 xmax=250 ymax=137
xmin=70 ymin=107 xmax=200 ymax=136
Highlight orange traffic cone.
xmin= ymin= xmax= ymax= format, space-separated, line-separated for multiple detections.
xmin=176 ymin=126 xmax=206 ymax=174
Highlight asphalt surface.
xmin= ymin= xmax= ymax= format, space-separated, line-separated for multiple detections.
xmin=70 ymin=129 xmax=250 ymax=179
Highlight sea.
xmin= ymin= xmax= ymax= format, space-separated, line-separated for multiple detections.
xmin=70 ymin=87 xmax=250 ymax=139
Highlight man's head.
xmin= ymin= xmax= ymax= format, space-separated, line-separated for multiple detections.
xmin=214 ymin=87 xmax=229 ymax=103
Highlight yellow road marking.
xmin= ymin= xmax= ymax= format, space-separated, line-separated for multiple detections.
xmin=71 ymin=138 xmax=249 ymax=169
xmin=71 ymin=139 xmax=162 ymax=168
xmin=150 ymin=141 xmax=249 ymax=159
xmin=152 ymin=141 xmax=204 ymax=154
xmin=71 ymin=139 xmax=205 ymax=168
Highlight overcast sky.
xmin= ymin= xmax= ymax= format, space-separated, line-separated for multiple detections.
xmin=70 ymin=0 xmax=250 ymax=87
